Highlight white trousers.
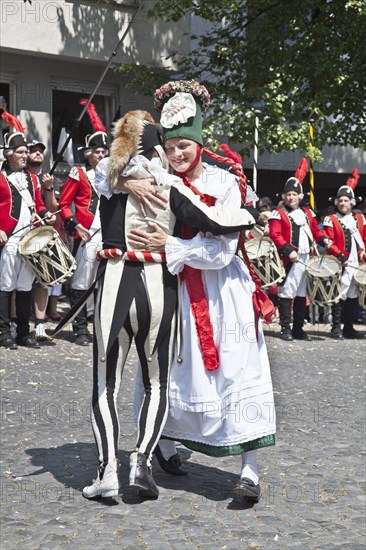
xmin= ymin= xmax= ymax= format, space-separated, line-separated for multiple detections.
xmin=71 ymin=231 xmax=102 ymax=290
xmin=278 ymin=254 xmax=308 ymax=299
xmin=0 ymin=241 xmax=34 ymax=292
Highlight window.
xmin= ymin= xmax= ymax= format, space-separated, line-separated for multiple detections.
xmin=52 ymin=90 xmax=113 ymax=163
xmin=0 ymin=83 xmax=11 ymax=147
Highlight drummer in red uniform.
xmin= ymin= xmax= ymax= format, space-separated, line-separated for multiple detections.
xmin=269 ymin=158 xmax=331 ymax=341
xmin=59 ymin=127 xmax=108 ymax=345
xmin=323 ymin=169 xmax=366 ymax=339
xmin=0 ymin=116 xmax=56 ymax=349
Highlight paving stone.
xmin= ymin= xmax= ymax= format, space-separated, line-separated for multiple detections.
xmin=1 ymin=320 xmax=365 ymax=548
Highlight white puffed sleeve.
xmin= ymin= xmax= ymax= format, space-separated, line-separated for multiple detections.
xmin=94 ymin=158 xmax=112 ymax=198
xmin=165 ymin=232 xmax=239 ymax=275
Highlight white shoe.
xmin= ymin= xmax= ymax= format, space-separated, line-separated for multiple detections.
xmin=35 ymin=323 xmax=48 ymax=342
xmin=83 ymin=460 xmax=119 ymax=499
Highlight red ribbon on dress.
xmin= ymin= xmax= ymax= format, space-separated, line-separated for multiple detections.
xmin=178 ymin=175 xmax=220 ymax=371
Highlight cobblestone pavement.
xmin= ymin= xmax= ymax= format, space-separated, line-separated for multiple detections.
xmin=1 ymin=313 xmax=365 ymax=549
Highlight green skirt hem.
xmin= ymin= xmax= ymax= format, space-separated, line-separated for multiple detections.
xmin=162 ymin=434 xmax=275 ymax=457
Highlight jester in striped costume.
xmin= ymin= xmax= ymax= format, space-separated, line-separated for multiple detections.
xmin=82 ymin=110 xmax=257 ymax=500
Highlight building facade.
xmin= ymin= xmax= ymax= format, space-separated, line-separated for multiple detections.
xmin=0 ymin=0 xmax=189 ymax=169
xmin=1 ymin=2 xmax=364 ymax=208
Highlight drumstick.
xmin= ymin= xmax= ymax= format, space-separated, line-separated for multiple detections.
xmin=257 ymin=231 xmax=265 ymax=250
xmin=46 ymin=208 xmax=62 ymax=217
xmin=297 ymin=260 xmax=321 ymax=273
xmin=11 ymin=209 xmax=62 ymax=237
xmin=34 ymin=209 xmax=62 ymax=224
xmin=346 ymin=264 xmax=366 ymax=272
xmin=81 ymin=227 xmax=101 ymax=247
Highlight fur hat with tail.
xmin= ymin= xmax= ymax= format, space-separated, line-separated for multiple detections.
xmin=108 ymin=110 xmax=160 ymax=190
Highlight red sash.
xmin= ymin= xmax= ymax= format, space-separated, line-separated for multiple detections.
xmin=178 ymin=175 xmax=274 ymax=370
xmin=179 ymin=176 xmax=219 ymax=371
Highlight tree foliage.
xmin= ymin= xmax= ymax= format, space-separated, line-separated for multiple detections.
xmin=124 ymin=0 xmax=365 ymax=157
xmin=22 ymin=0 xmax=366 ymax=156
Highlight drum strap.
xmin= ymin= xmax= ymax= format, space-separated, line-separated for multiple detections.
xmin=338 ymin=218 xmax=365 ymax=252
xmin=86 ymin=168 xmax=100 ymax=198
xmin=301 ymin=222 xmax=319 ymax=255
xmin=287 ymin=209 xmax=318 ymax=254
xmin=352 ymin=230 xmax=364 ymax=252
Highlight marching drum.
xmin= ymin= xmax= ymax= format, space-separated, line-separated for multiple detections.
xmin=18 ymin=226 xmax=76 ymax=288
xmin=306 ymin=255 xmax=342 ymax=306
xmin=353 ymin=263 xmax=366 ymax=309
xmin=244 ymin=237 xmax=285 ymax=289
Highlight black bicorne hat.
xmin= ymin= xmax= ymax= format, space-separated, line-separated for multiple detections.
xmin=78 ymin=131 xmax=108 ymax=151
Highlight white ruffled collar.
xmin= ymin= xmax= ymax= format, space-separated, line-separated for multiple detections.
xmin=288 ymin=207 xmax=307 ymax=225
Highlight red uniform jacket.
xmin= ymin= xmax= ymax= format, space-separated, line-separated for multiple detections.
xmin=0 ymin=169 xmax=48 ymax=236
xmin=323 ymin=212 xmax=366 ymax=263
xmin=269 ymin=206 xmax=327 ymax=267
xmin=59 ymin=166 xmax=99 ymax=237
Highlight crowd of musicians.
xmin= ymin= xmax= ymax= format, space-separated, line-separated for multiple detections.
xmin=248 ymin=167 xmax=366 ymax=342
xmin=0 ymin=80 xmax=365 ymax=502
xmin=1 ymin=117 xmax=364 ymax=350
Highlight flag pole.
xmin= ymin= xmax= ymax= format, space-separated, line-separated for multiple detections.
xmin=49 ymin=1 xmax=143 ymax=175
xmin=252 ymin=109 xmax=261 ymax=198
xmin=308 ymin=119 xmax=315 ymax=210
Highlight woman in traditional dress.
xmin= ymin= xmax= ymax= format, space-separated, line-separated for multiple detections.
xmin=129 ymin=81 xmax=276 ymax=501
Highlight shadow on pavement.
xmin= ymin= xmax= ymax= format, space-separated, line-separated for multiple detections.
xmin=24 ymin=443 xmax=247 ymax=507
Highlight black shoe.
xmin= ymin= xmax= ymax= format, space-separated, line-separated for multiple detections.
xmin=233 ymin=477 xmax=261 ymax=502
xmin=330 ymin=328 xmax=344 ymax=340
xmin=16 ymin=335 xmax=40 ymax=348
xmin=0 ymin=336 xmax=18 ymax=350
xmin=280 ymin=328 xmax=293 ymax=341
xmin=154 ymin=445 xmax=188 ymax=476
xmin=343 ymin=327 xmax=365 ymax=340
xmin=75 ymin=333 xmax=90 ymax=346
xmin=129 ymin=452 xmax=159 ymax=498
xmin=292 ymin=329 xmax=312 ymax=341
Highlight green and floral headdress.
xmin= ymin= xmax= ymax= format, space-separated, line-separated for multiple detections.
xmin=154 ymin=80 xmax=211 ymax=145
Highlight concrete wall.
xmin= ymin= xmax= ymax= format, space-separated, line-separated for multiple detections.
xmin=1 ymin=51 xmax=155 ymax=163
xmin=0 ymin=0 xmax=190 ymax=164
xmin=0 ymin=0 xmax=189 ymax=66
xmin=254 ymin=147 xmax=366 ymax=177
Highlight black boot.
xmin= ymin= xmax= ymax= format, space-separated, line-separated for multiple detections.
xmin=343 ymin=298 xmax=365 ymax=339
xmin=292 ymin=297 xmax=312 ymax=340
xmin=129 ymin=452 xmax=159 ymax=498
xmin=15 ymin=291 xmax=40 ymax=348
xmin=70 ymin=289 xmax=90 ymax=345
xmin=279 ymin=298 xmax=293 ymax=341
xmin=330 ymin=301 xmax=344 ymax=339
xmin=0 ymin=291 xmax=17 ymax=349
